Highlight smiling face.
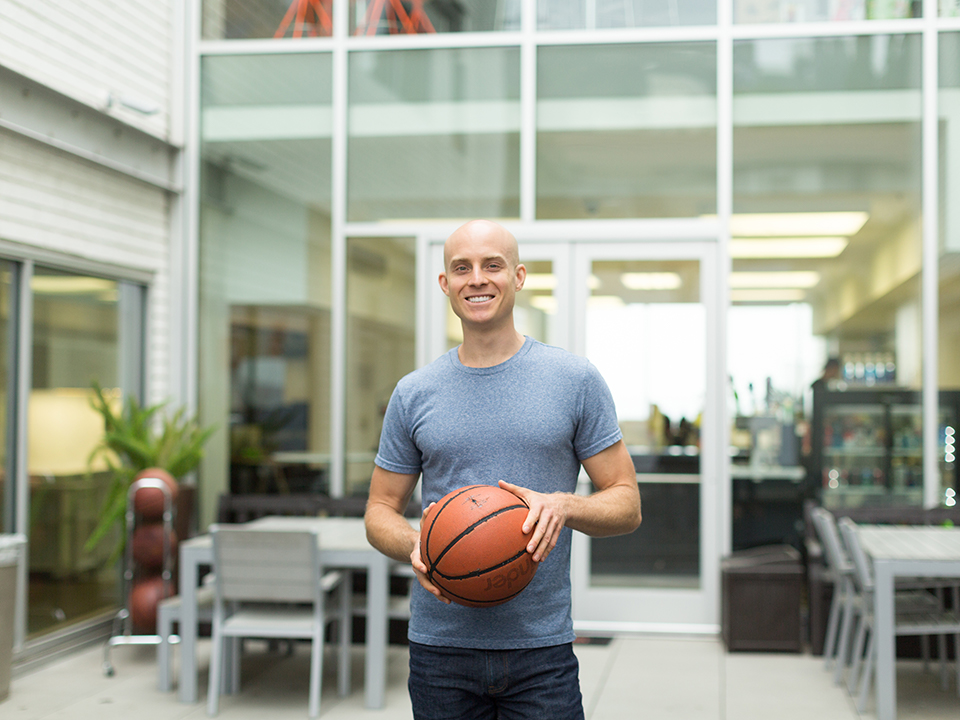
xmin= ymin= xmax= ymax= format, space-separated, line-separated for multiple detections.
xmin=439 ymin=220 xmax=526 ymax=334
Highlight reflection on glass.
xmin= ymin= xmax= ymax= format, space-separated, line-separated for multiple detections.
xmin=539 ymin=0 xmax=716 ymax=28
xmin=203 ymin=0 xmax=335 ymax=39
xmin=353 ymin=0 xmax=519 ymax=34
xmin=200 ymin=53 xmax=333 ymax=498
xmin=515 ymin=260 xmax=556 ymax=345
xmin=587 ymin=259 xmax=703 ymax=588
xmin=941 ymin=32 xmax=960 ymax=392
xmin=733 ymin=35 xmax=922 ymax=510
xmin=1 ymin=260 xmax=11 ymax=534
xmin=537 ymin=43 xmax=716 ymax=219
xmin=348 ymin=47 xmax=521 ymax=222
xmin=229 ymin=306 xmax=329 ymax=494
xmin=734 ymin=0 xmax=919 ymax=23
xmin=27 ymin=268 xmax=121 ymax=637
xmin=347 ymin=237 xmax=416 ymax=496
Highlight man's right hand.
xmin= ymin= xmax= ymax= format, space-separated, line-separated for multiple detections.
xmin=411 ymin=503 xmax=451 ymax=604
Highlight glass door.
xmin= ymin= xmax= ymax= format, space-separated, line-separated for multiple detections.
xmin=426 ymin=236 xmax=720 ymax=631
xmin=570 ymin=243 xmax=719 ymax=631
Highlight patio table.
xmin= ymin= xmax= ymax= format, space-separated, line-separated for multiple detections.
xmin=177 ymin=515 xmax=396 ymax=709
xmin=856 ymin=524 xmax=960 ymax=720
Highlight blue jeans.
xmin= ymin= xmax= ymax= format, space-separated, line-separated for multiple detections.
xmin=408 ymin=641 xmax=585 ymax=720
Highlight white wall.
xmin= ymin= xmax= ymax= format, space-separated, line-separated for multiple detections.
xmin=0 ymin=0 xmax=179 ymax=407
xmin=0 ymin=0 xmax=173 ymax=142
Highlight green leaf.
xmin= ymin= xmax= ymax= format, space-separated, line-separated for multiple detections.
xmin=85 ymin=381 xmax=216 ymax=560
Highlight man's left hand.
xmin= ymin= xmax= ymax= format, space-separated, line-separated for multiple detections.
xmin=498 ymin=480 xmax=568 ymax=563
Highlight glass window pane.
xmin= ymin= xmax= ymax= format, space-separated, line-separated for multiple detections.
xmin=203 ymin=0 xmax=335 ymax=40
xmin=733 ymin=35 xmax=922 ymax=511
xmin=940 ymin=32 xmax=960 ymax=504
xmin=353 ymin=0 xmax=520 ymax=34
xmin=514 ymin=259 xmax=556 ymax=345
xmin=734 ymin=0 xmax=919 ymax=23
xmin=200 ymin=53 xmax=333 ymax=500
xmin=348 ymin=47 xmax=521 ymax=222
xmin=1 ymin=260 xmax=11 ymax=534
xmin=587 ymin=258 xmax=703 ymax=587
xmin=346 ymin=237 xmax=416 ymax=496
xmin=537 ymin=43 xmax=716 ymax=220
xmin=27 ymin=268 xmax=121 ymax=637
xmin=539 ymin=0 xmax=716 ymax=29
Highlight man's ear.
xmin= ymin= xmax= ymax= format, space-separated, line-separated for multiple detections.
xmin=438 ymin=271 xmax=450 ymax=296
xmin=514 ymin=263 xmax=526 ymax=291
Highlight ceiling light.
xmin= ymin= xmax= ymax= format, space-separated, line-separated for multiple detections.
xmin=730 ymin=237 xmax=849 ymax=258
xmin=621 ymin=272 xmax=683 ymax=290
xmin=728 ymin=212 xmax=868 ymax=237
xmin=731 ymin=288 xmax=808 ymax=302
xmin=729 ymin=271 xmax=820 ymax=288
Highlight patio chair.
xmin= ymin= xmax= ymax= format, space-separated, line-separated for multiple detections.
xmin=206 ymin=525 xmax=351 ymax=718
xmin=156 ymin=580 xmax=215 ymax=692
xmin=811 ymin=507 xmax=943 ymax=686
xmin=837 ymin=517 xmax=960 ymax=712
xmin=810 ymin=507 xmax=861 ymax=682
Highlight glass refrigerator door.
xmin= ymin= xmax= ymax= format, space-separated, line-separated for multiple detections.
xmin=821 ymin=403 xmax=893 ymax=507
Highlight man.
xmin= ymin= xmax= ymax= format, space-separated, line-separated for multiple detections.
xmin=364 ymin=219 xmax=641 ymax=719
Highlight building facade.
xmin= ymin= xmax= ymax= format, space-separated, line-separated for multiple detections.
xmin=2 ymin=0 xmax=960 ymax=653
xmin=0 ymin=0 xmax=188 ymax=657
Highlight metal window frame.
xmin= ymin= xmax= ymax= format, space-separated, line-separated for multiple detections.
xmin=188 ymin=4 xmax=953 ymax=511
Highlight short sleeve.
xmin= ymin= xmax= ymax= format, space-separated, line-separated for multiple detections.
xmin=573 ymin=361 xmax=623 ymax=461
xmin=374 ymin=385 xmax=423 ymax=475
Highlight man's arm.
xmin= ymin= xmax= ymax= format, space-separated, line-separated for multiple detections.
xmin=365 ymin=465 xmax=451 ymax=604
xmin=499 ymin=439 xmax=641 ymax=563
xmin=364 ymin=465 xmax=420 ymax=563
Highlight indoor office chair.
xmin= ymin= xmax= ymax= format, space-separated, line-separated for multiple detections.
xmin=837 ymin=517 xmax=960 ymax=713
xmin=206 ymin=525 xmax=351 ymax=718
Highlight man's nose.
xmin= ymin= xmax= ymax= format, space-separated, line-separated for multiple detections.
xmin=468 ymin=267 xmax=486 ymax=285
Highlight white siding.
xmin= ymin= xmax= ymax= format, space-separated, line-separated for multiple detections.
xmin=0 ymin=0 xmax=173 ymax=141
xmin=0 ymin=131 xmax=173 ymax=404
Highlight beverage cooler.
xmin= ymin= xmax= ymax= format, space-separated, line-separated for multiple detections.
xmin=810 ymin=384 xmax=959 ymax=509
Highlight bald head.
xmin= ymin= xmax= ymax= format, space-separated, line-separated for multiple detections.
xmin=443 ymin=220 xmax=520 ymax=271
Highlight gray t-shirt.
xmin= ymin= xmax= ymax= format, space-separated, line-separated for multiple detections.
xmin=375 ymin=336 xmax=623 ymax=649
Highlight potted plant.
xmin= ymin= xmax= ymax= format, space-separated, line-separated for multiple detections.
xmin=84 ymin=381 xmax=216 ymax=560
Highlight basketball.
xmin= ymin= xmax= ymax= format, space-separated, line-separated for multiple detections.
xmin=420 ymin=484 xmax=537 ymax=608
xmin=131 ymin=523 xmax=178 ymax=570
xmin=132 ymin=467 xmax=179 ymax=520
xmin=129 ymin=575 xmax=170 ymax=632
